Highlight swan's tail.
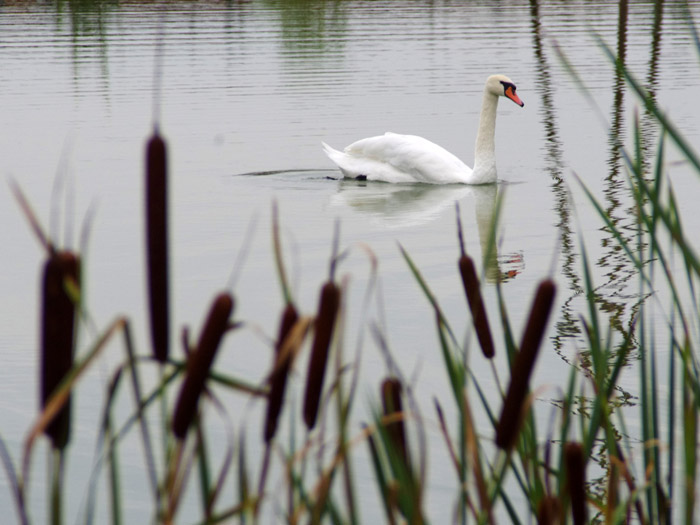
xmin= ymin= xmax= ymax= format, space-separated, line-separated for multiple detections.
xmin=321 ymin=142 xmax=345 ymax=179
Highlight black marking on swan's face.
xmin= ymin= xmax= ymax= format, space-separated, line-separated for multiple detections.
xmin=500 ymin=80 xmax=517 ymax=94
xmin=355 ymin=174 xmax=367 ymax=181
xmin=500 ymin=80 xmax=524 ymax=107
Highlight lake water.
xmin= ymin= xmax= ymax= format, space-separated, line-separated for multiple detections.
xmin=2 ymin=0 xmax=700 ymax=522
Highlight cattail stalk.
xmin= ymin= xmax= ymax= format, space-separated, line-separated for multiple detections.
xmin=303 ymin=281 xmax=341 ymax=430
xmin=565 ymin=442 xmax=587 ymax=525
xmin=41 ymin=250 xmax=80 ymax=450
xmin=495 ymin=279 xmax=556 ymax=450
xmin=172 ymin=292 xmax=233 ymax=440
xmin=146 ymin=130 xmax=169 ymax=363
xmin=264 ymin=303 xmax=299 ymax=442
xmin=458 ymin=254 xmax=495 ymax=359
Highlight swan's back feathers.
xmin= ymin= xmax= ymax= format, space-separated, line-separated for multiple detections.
xmin=323 ymin=133 xmax=473 ymax=184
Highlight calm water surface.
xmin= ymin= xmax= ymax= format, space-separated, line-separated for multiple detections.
xmin=1 ymin=0 xmax=700 ymax=522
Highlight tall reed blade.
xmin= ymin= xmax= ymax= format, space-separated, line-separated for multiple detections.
xmin=459 ymin=254 xmax=495 ymax=359
xmin=172 ymin=292 xmax=234 ymax=440
xmin=303 ymin=281 xmax=341 ymax=430
xmin=495 ymin=278 xmax=556 ymax=450
xmin=146 ymin=131 xmax=170 ymax=363
xmin=41 ymin=250 xmax=80 ymax=450
xmin=264 ymin=303 xmax=299 ymax=443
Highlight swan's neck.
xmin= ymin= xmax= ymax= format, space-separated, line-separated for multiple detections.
xmin=472 ymin=90 xmax=499 ymax=183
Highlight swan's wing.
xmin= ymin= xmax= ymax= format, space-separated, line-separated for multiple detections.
xmin=323 ymin=140 xmax=418 ymax=183
xmin=343 ymin=133 xmax=471 ymax=183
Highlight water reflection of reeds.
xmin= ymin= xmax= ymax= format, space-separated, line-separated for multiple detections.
xmin=528 ymin=0 xmax=583 ymax=367
xmin=529 ymin=0 xmax=678 ymax=511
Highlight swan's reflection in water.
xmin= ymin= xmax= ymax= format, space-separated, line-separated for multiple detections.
xmin=330 ymin=180 xmax=524 ymax=283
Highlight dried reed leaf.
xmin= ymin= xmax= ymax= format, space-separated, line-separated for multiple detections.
xmin=303 ymin=281 xmax=340 ymax=430
xmin=26 ymin=318 xmax=126 ymax=484
xmin=462 ymin=391 xmax=490 ymax=520
xmin=172 ymin=292 xmax=234 ymax=440
xmin=433 ymin=399 xmax=460 ymax=475
xmin=146 ymin=131 xmax=169 ymax=363
xmin=9 ymin=177 xmax=51 ymax=253
xmin=605 ymin=454 xmax=619 ymax=523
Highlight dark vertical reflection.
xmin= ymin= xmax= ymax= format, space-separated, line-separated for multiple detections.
xmin=596 ymin=0 xmax=668 ymax=515
xmin=528 ymin=0 xmax=658 ymax=505
xmin=597 ymin=0 xmax=662 ymax=356
xmin=640 ymin=0 xmax=664 ymax=160
xmin=528 ymin=0 xmax=582 ymax=361
xmin=595 ymin=0 xmax=636 ymax=342
xmin=54 ymin=0 xmax=113 ymax=97
xmin=581 ymin=0 xmax=637 ymax=503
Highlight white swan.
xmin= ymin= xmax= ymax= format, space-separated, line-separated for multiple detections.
xmin=322 ymin=74 xmax=524 ymax=184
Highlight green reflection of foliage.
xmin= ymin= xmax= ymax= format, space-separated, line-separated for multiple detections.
xmin=53 ymin=0 xmax=117 ymax=89
xmin=263 ymin=0 xmax=348 ymax=54
xmin=54 ymin=0 xmax=118 ymax=38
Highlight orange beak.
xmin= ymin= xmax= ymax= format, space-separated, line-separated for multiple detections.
xmin=505 ymin=86 xmax=524 ymax=107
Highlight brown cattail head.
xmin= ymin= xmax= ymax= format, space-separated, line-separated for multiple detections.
xmin=303 ymin=281 xmax=340 ymax=430
xmin=172 ymin=292 xmax=233 ymax=440
xmin=495 ymin=279 xmax=556 ymax=450
xmin=146 ymin=131 xmax=169 ymax=363
xmin=381 ymin=377 xmax=409 ymax=468
xmin=458 ymin=254 xmax=495 ymax=359
xmin=536 ymin=495 xmax=561 ymax=525
xmin=565 ymin=442 xmax=587 ymax=525
xmin=41 ymin=250 xmax=80 ymax=450
xmin=264 ymin=303 xmax=299 ymax=443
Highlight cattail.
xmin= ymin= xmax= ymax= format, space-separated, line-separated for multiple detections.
xmin=381 ymin=378 xmax=409 ymax=468
xmin=458 ymin=254 xmax=495 ymax=359
xmin=565 ymin=442 xmax=587 ymax=525
xmin=264 ymin=303 xmax=299 ymax=443
xmin=536 ymin=495 xmax=561 ymax=525
xmin=172 ymin=292 xmax=233 ymax=440
xmin=303 ymin=281 xmax=340 ymax=430
xmin=41 ymin=250 xmax=80 ymax=450
xmin=495 ymin=279 xmax=556 ymax=450
xmin=146 ymin=130 xmax=169 ymax=363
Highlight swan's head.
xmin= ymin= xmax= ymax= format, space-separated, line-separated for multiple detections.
xmin=486 ymin=74 xmax=524 ymax=107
